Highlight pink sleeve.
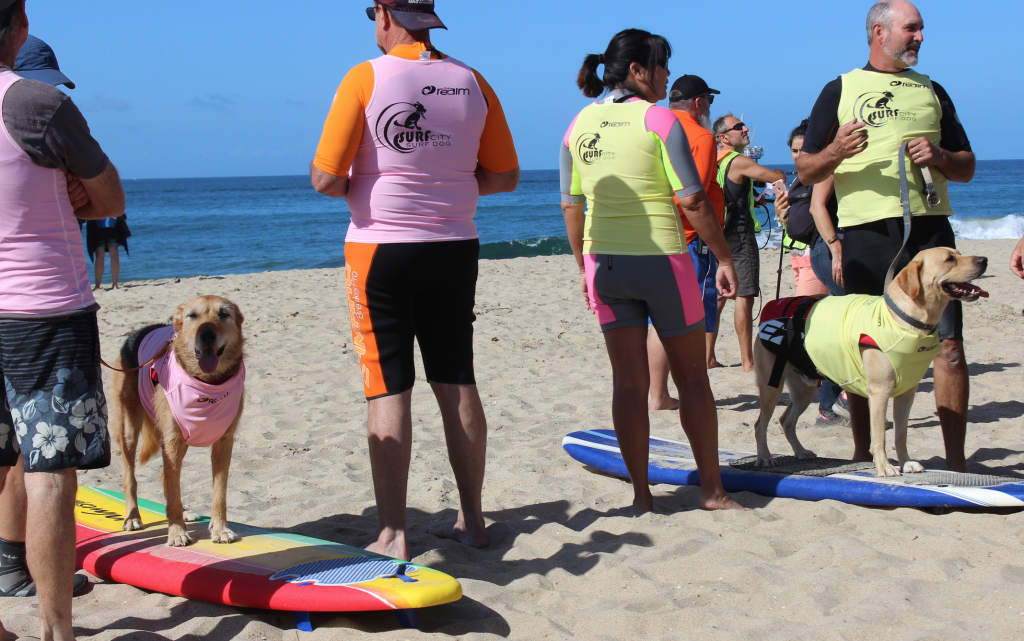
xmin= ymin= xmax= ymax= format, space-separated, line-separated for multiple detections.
xmin=563 ymin=113 xmax=581 ymax=148
xmin=644 ymin=105 xmax=679 ymax=142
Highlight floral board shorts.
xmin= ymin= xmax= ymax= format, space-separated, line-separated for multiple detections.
xmin=0 ymin=312 xmax=110 ymax=472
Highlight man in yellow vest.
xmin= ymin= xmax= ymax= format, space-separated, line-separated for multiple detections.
xmin=714 ymin=114 xmax=786 ymax=372
xmin=796 ymin=0 xmax=976 ymax=472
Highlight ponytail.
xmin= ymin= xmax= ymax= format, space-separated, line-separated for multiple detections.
xmin=575 ymin=29 xmax=671 ymax=99
xmin=577 ymin=54 xmax=605 ymax=98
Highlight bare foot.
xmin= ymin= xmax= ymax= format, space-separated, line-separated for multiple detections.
xmin=852 ymin=450 xmax=872 ymax=463
xmin=699 ymin=490 xmax=749 ymax=511
xmin=706 ymin=358 xmax=723 ymax=369
xmin=112 ymin=283 xmax=119 ymax=290
xmin=741 ymin=363 xmax=754 ymax=373
xmin=92 ymin=284 xmax=101 ymax=291
xmin=649 ymin=395 xmax=680 ymax=411
xmin=619 ymin=498 xmax=654 ymax=517
xmin=429 ymin=509 xmax=488 ymax=550
xmin=364 ymin=536 xmax=410 ymax=562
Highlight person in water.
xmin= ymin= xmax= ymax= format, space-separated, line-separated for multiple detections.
xmin=559 ymin=28 xmax=745 ymax=514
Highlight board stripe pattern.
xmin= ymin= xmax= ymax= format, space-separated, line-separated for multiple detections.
xmin=270 ymin=558 xmax=418 ymax=587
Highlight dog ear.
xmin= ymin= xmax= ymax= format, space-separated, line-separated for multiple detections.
xmin=233 ymin=306 xmax=244 ymax=327
xmin=172 ymin=304 xmax=185 ymax=333
xmin=895 ymin=258 xmax=923 ymax=300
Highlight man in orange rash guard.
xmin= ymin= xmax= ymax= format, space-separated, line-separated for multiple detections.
xmin=647 ymin=75 xmax=727 ymax=411
xmin=310 ymin=0 xmax=518 ymax=562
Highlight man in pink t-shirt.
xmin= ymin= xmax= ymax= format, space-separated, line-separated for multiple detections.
xmin=311 ymin=0 xmax=518 ymax=562
xmin=0 ymin=7 xmax=125 ymax=638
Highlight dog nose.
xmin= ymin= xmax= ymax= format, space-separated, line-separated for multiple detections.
xmin=976 ymin=257 xmax=988 ymax=270
xmin=199 ymin=327 xmax=217 ymax=346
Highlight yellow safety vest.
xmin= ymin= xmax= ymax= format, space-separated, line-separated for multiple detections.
xmin=834 ymin=68 xmax=953 ymax=228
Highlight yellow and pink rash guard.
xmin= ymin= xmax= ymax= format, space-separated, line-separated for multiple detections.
xmin=314 ymin=43 xmax=518 ymax=244
xmin=559 ymin=91 xmax=704 ymax=255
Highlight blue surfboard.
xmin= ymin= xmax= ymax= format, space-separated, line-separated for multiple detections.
xmin=562 ymin=430 xmax=1024 ymax=509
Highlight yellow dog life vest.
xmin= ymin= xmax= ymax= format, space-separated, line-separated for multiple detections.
xmin=804 ymin=295 xmax=940 ymax=398
xmin=834 ymin=68 xmax=953 ymax=228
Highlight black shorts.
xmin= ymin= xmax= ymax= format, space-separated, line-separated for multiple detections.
xmin=345 ymin=239 xmax=478 ymax=400
xmin=0 ymin=312 xmax=110 ymax=472
xmin=726 ymin=227 xmax=760 ymax=298
xmin=841 ymin=215 xmax=962 ymax=341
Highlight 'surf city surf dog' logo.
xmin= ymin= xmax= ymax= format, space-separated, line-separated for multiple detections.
xmin=422 ymin=85 xmax=471 ymax=96
xmin=375 ymin=101 xmax=453 ymax=153
xmin=854 ymin=91 xmax=917 ymax=128
xmin=575 ymin=132 xmax=614 ymax=165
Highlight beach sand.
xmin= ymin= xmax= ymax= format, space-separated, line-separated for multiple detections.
xmin=2 ymin=239 xmax=1024 ymax=640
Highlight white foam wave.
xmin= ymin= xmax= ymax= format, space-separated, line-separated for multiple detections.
xmin=950 ymin=215 xmax=1024 ymax=240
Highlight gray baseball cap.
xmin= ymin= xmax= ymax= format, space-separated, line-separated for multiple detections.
xmin=16 ymin=35 xmax=74 ymax=89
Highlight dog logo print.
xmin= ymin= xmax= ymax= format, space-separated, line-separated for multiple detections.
xmin=575 ymin=133 xmax=613 ymax=165
xmin=854 ymin=91 xmax=915 ymax=128
xmin=375 ymin=102 xmax=453 ymax=153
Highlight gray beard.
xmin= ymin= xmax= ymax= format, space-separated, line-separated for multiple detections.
xmin=698 ymin=111 xmax=712 ymax=130
xmin=884 ymin=39 xmax=919 ymax=66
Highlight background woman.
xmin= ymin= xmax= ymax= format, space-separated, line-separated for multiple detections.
xmin=85 ymin=213 xmax=130 ymax=290
xmin=559 ymin=29 xmax=744 ymax=514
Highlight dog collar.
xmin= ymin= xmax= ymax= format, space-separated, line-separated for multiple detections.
xmin=884 ymin=293 xmax=937 ymax=333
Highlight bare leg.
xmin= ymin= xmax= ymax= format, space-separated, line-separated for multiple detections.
xmin=933 ymin=339 xmax=968 ymax=473
xmin=109 ymin=246 xmax=120 ymax=289
xmin=735 ymin=295 xmax=755 ymax=372
xmin=663 ymin=330 xmax=746 ymax=511
xmin=848 ymin=394 xmax=872 ymax=461
xmin=24 ymin=469 xmax=78 ymax=641
xmin=707 ymin=298 xmax=726 ymax=368
xmin=93 ymin=247 xmax=105 ymax=291
xmin=0 ymin=459 xmax=26 ymax=541
xmin=647 ymin=328 xmax=679 ymax=411
xmin=365 ymin=390 xmax=413 ymax=561
xmin=427 ymin=383 xmax=488 ymax=549
xmin=602 ymin=326 xmax=654 ymax=515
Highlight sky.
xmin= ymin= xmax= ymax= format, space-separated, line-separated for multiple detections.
xmin=25 ymin=0 xmax=1024 ymax=179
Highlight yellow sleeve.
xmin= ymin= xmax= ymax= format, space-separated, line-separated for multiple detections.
xmin=313 ymin=62 xmax=374 ymax=177
xmin=471 ymin=69 xmax=519 ymax=174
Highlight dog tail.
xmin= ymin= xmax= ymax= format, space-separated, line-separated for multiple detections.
xmin=138 ymin=417 xmax=161 ymax=466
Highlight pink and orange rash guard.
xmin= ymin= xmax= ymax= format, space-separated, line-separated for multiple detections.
xmin=560 ymin=91 xmax=704 ymax=256
xmin=314 ymin=43 xmax=518 ymax=244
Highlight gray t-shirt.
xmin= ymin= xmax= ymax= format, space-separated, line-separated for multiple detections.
xmin=0 ymin=67 xmax=108 ymax=178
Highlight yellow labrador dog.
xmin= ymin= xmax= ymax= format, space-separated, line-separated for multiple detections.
xmin=753 ymin=247 xmax=987 ymax=477
xmin=110 ymin=295 xmax=246 ymax=547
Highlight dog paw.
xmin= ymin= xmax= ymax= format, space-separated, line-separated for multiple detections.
xmin=122 ymin=518 xmax=144 ymax=531
xmin=182 ymin=510 xmax=200 ymax=522
xmin=877 ymin=464 xmax=902 ymax=478
xmin=754 ymin=455 xmax=777 ymax=468
xmin=166 ymin=526 xmax=194 ymax=547
xmin=210 ymin=527 xmax=238 ymax=544
xmin=796 ymin=450 xmax=817 ymax=460
xmin=903 ymin=461 xmax=925 ymax=474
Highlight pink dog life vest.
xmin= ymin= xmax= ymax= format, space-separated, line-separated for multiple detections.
xmin=345 ymin=53 xmax=489 ymax=243
xmin=0 ymin=71 xmax=95 ymax=315
xmin=137 ymin=326 xmax=245 ymax=447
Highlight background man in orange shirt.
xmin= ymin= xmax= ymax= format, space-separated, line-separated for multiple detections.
xmin=648 ymin=75 xmax=726 ymax=410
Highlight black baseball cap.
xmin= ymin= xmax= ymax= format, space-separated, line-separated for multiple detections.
xmin=377 ymin=0 xmax=447 ymax=31
xmin=0 ymin=0 xmax=19 ymax=28
xmin=670 ymin=75 xmax=720 ymax=101
xmin=16 ymin=35 xmax=74 ymax=89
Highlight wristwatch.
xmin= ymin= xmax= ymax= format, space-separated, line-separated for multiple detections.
xmin=826 ymin=235 xmax=840 ymax=245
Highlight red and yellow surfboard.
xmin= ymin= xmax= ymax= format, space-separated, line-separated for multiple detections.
xmin=75 ymin=486 xmax=462 ymax=612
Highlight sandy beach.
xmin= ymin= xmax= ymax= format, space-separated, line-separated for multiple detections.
xmin=2 ymin=238 xmax=1023 ymax=640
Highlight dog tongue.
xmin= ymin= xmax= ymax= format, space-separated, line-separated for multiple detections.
xmin=198 ymin=350 xmax=219 ymax=374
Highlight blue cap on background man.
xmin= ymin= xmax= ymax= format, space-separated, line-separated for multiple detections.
xmin=15 ymin=35 xmax=74 ymax=89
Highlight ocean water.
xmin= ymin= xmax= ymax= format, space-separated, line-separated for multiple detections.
xmin=109 ymin=160 xmax=1024 ymax=283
